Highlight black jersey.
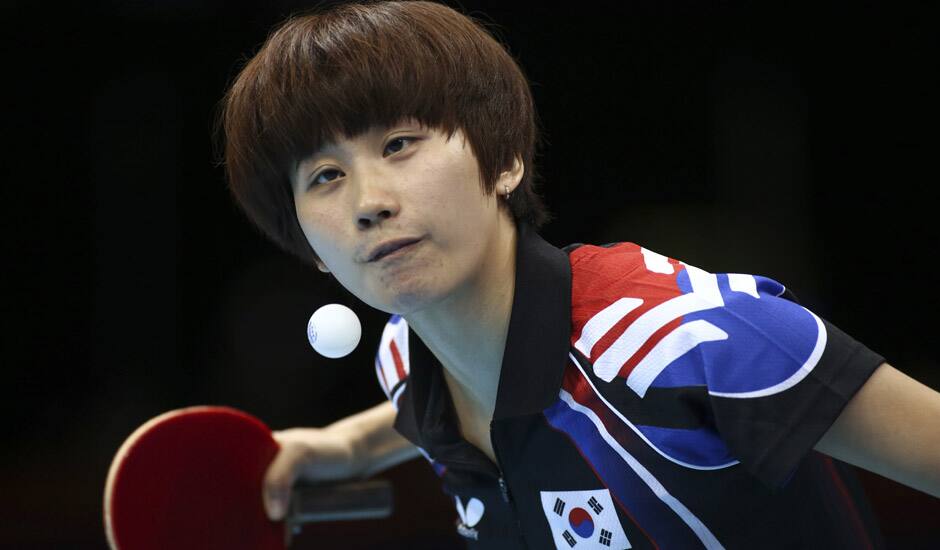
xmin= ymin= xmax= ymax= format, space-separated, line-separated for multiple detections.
xmin=374 ymin=221 xmax=886 ymax=549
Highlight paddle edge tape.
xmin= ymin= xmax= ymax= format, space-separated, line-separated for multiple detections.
xmin=102 ymin=405 xmax=272 ymax=550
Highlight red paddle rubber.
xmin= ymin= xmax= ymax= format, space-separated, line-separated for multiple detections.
xmin=104 ymin=406 xmax=284 ymax=550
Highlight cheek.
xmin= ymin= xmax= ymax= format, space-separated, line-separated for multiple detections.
xmin=295 ymin=204 xmax=342 ymax=261
xmin=419 ymin=159 xmax=487 ymax=215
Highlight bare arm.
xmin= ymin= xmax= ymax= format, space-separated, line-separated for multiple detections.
xmin=814 ymin=362 xmax=940 ymax=498
xmin=329 ymin=399 xmax=423 ymax=478
xmin=263 ymin=400 xmax=421 ymax=520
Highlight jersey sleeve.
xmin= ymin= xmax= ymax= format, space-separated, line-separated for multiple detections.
xmin=373 ymin=314 xmax=448 ymax=477
xmin=651 ymin=262 xmax=886 ymax=491
xmin=374 ymin=314 xmax=411 ymax=409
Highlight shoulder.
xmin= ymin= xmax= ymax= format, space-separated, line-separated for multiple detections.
xmin=564 ymin=241 xmax=654 ymax=272
xmin=566 ymin=241 xmax=810 ymax=390
xmin=565 ymin=242 xmax=705 ymax=347
xmin=374 ymin=314 xmax=410 ymax=405
xmin=564 ymin=240 xmax=796 ymax=307
xmin=563 ymin=241 xmax=690 ymax=295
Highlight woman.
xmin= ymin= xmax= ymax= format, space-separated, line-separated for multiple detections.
xmin=218 ymin=2 xmax=940 ymax=548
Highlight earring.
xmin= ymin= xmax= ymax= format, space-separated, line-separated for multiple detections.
xmin=504 ymin=185 xmax=511 ymax=200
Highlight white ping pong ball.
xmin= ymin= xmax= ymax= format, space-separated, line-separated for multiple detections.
xmin=306 ymin=303 xmax=362 ymax=358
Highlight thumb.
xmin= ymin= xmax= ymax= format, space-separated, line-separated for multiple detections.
xmin=263 ymin=445 xmax=301 ymax=521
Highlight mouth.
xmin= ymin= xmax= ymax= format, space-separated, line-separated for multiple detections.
xmin=368 ymin=237 xmax=424 ymax=262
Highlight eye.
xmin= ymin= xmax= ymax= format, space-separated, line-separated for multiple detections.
xmin=308 ymin=168 xmax=343 ymax=189
xmin=306 ymin=136 xmax=417 ymax=190
xmin=383 ymin=136 xmax=417 ymax=157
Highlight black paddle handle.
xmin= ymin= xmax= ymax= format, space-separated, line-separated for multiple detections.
xmin=288 ymin=478 xmax=393 ymax=525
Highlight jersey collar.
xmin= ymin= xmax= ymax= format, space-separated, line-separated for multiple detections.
xmin=396 ymin=220 xmax=572 ymax=452
xmin=490 ymin=220 xmax=572 ymax=419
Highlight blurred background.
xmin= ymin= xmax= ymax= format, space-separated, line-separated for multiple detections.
xmin=4 ymin=0 xmax=938 ymax=548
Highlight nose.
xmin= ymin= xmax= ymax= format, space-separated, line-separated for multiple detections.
xmin=354 ymin=172 xmax=401 ymax=230
xmin=357 ymin=208 xmax=394 ymax=229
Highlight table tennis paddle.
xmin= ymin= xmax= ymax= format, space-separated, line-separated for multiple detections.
xmin=103 ymin=406 xmax=393 ymax=550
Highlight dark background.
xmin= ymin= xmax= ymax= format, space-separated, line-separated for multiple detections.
xmin=4 ymin=1 xmax=938 ymax=548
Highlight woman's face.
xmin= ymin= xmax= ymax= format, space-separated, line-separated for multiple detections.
xmin=290 ymin=118 xmax=522 ymax=315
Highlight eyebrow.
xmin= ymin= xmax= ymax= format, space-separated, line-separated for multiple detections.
xmin=303 ymin=141 xmax=342 ymax=165
xmin=295 ymin=142 xmax=342 ymax=183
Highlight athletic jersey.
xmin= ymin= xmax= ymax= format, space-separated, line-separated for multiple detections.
xmin=374 ymin=220 xmax=887 ymax=549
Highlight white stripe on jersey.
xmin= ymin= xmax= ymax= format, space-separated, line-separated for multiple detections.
xmin=574 ymin=297 xmax=644 ymax=359
xmin=641 ymin=247 xmax=675 ymax=274
xmin=391 ymin=380 xmax=407 ymax=410
xmin=376 ymin=318 xmax=410 ymax=397
xmin=684 ymin=263 xmax=723 ymax=305
xmin=569 ymin=353 xmax=738 ymax=472
xmin=593 ymin=291 xmax=722 ymax=383
xmin=627 ymin=320 xmax=729 ymax=398
xmin=727 ymin=273 xmax=759 ymax=299
xmin=374 ymin=357 xmax=389 ymax=398
xmin=559 ymin=387 xmax=727 ymax=550
xmin=591 ymin=263 xmax=768 ymax=385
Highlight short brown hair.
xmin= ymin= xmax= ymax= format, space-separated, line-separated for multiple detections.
xmin=216 ymin=0 xmax=552 ymax=266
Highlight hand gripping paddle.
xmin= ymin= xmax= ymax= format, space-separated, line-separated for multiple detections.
xmin=103 ymin=406 xmax=392 ymax=549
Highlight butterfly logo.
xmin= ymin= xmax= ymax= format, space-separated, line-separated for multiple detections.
xmin=455 ymin=496 xmax=485 ymax=540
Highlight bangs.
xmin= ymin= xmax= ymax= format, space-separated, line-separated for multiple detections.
xmin=225 ymin=2 xmax=502 ymax=184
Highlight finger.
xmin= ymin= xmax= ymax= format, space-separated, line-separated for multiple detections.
xmin=263 ymin=446 xmax=301 ymax=521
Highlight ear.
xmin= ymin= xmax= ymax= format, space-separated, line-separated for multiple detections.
xmin=497 ymin=155 xmax=525 ymax=195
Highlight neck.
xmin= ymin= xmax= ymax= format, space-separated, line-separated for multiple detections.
xmin=404 ymin=216 xmax=518 ymax=418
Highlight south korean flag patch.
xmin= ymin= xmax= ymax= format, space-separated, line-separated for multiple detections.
xmin=540 ymin=489 xmax=631 ymax=549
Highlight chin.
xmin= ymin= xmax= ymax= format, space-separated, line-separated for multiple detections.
xmin=374 ymin=280 xmax=451 ymax=317
xmin=382 ymin=291 xmax=435 ymax=316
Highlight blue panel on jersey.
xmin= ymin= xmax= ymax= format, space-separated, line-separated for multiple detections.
xmin=634 ymin=424 xmax=737 ymax=468
xmin=649 ymin=269 xmax=822 ymax=396
xmin=544 ymin=398 xmax=715 ymax=548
